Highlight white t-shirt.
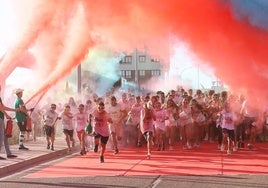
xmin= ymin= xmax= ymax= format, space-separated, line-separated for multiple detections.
xmin=129 ymin=104 xmax=143 ymax=125
xmin=60 ymin=112 xmax=74 ymax=130
xmin=73 ymin=112 xmax=88 ymax=132
xmin=43 ymin=110 xmax=58 ymax=127
xmin=221 ymin=110 xmax=237 ymax=130
xmin=106 ymin=103 xmax=123 ymax=123
xmin=154 ymin=108 xmax=168 ymax=131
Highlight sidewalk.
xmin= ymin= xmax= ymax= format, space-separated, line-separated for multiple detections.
xmin=0 ymin=136 xmax=75 ymax=178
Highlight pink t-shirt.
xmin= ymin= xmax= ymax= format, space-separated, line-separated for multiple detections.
xmin=140 ymin=108 xmax=154 ymax=134
xmin=92 ymin=110 xmax=111 ymax=137
xmin=154 ymin=108 xmax=167 ymax=131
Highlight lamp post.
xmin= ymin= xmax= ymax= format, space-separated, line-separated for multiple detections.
xmin=178 ymin=65 xmax=200 ymax=89
xmin=178 ymin=66 xmax=193 ymax=79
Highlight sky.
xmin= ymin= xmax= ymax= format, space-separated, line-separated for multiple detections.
xmin=0 ymin=0 xmax=268 ymax=107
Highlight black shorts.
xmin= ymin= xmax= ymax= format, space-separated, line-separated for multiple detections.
xmin=17 ymin=121 xmax=27 ymax=132
xmin=94 ymin=133 xmax=109 ymax=144
xmin=63 ymin=129 xmax=74 ymax=138
xmin=222 ymin=128 xmax=235 ymax=141
xmin=143 ymin=131 xmax=153 ymax=141
xmin=44 ymin=125 xmax=54 ymax=137
xmin=244 ymin=116 xmax=257 ymax=130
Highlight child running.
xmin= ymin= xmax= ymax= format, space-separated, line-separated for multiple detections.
xmin=73 ymin=104 xmax=89 ymax=155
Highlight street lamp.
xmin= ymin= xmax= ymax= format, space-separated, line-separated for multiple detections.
xmin=178 ymin=65 xmax=200 ymax=89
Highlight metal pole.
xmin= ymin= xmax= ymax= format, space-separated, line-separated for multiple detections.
xmin=197 ymin=64 xmax=200 ymax=89
xmin=135 ymin=48 xmax=139 ymax=90
xmin=77 ymin=64 xmax=81 ymax=94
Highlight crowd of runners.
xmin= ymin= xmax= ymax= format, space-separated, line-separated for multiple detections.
xmin=36 ymin=87 xmax=268 ymax=162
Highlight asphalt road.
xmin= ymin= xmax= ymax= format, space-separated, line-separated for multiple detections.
xmin=1 ymin=149 xmax=268 ymax=188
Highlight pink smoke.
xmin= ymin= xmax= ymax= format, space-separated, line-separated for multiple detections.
xmin=0 ymin=0 xmax=267 ymax=106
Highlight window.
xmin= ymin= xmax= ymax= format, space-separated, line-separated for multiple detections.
xmin=120 ymin=70 xmax=125 ymax=77
xmin=139 ymin=55 xmax=146 ymax=63
xmin=139 ymin=70 xmax=145 ymax=76
xmin=151 ymin=70 xmax=160 ymax=76
xmin=151 ymin=58 xmax=160 ymax=63
xmin=122 ymin=56 xmax=132 ymax=64
xmin=125 ymin=70 xmax=131 ymax=78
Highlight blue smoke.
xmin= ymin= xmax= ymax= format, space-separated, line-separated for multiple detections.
xmin=228 ymin=0 xmax=268 ymax=31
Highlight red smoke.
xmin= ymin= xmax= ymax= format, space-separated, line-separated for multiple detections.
xmin=1 ymin=0 xmax=268 ymax=106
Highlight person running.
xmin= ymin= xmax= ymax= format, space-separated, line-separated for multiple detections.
xmin=0 ymin=85 xmax=18 ymax=159
xmin=220 ymin=102 xmax=238 ymax=154
xmin=179 ymin=97 xmax=194 ymax=150
xmin=42 ymin=103 xmax=59 ymax=151
xmin=140 ymin=102 xmax=156 ymax=158
xmin=124 ymin=96 xmax=143 ymax=147
xmin=154 ymin=101 xmax=168 ymax=151
xmin=14 ymin=88 xmax=34 ymax=150
xmin=240 ymin=98 xmax=260 ymax=149
xmin=73 ymin=104 xmax=89 ymax=155
xmin=191 ymin=99 xmax=205 ymax=148
xmin=106 ymin=96 xmax=126 ymax=154
xmin=59 ymin=104 xmax=74 ymax=152
xmin=90 ymin=102 xmax=112 ymax=163
xmin=165 ymin=99 xmax=179 ymax=151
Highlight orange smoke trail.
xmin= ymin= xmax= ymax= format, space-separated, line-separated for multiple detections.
xmin=0 ymin=0 xmax=58 ymax=83
xmin=27 ymin=1 xmax=94 ymax=103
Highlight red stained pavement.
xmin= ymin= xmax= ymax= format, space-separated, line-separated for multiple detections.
xmin=24 ymin=142 xmax=268 ymax=178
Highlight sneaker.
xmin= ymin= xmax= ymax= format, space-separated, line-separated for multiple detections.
xmin=248 ymin=143 xmax=253 ymax=150
xmin=19 ymin=145 xmax=29 ymax=150
xmin=80 ymin=149 xmax=86 ymax=155
xmin=227 ymin=150 xmax=231 ymax=155
xmin=146 ymin=153 xmax=151 ymax=159
xmin=51 ymin=145 xmax=54 ymax=151
xmin=47 ymin=144 xmax=50 ymax=150
xmin=7 ymin=154 xmax=17 ymax=158
xmin=221 ymin=145 xmax=225 ymax=152
xmin=233 ymin=147 xmax=237 ymax=152
xmin=114 ymin=148 xmax=119 ymax=154
xmin=100 ymin=155 xmax=104 ymax=163
xmin=187 ymin=144 xmax=192 ymax=150
xmin=67 ymin=148 xmax=71 ymax=153
xmin=94 ymin=145 xmax=99 ymax=153
xmin=0 ymin=156 xmax=6 ymax=160
xmin=137 ymin=142 xmax=142 ymax=147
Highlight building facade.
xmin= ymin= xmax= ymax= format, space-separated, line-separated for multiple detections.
xmin=119 ymin=49 xmax=163 ymax=88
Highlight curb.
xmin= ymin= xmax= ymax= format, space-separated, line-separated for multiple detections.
xmin=0 ymin=148 xmax=70 ymax=178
